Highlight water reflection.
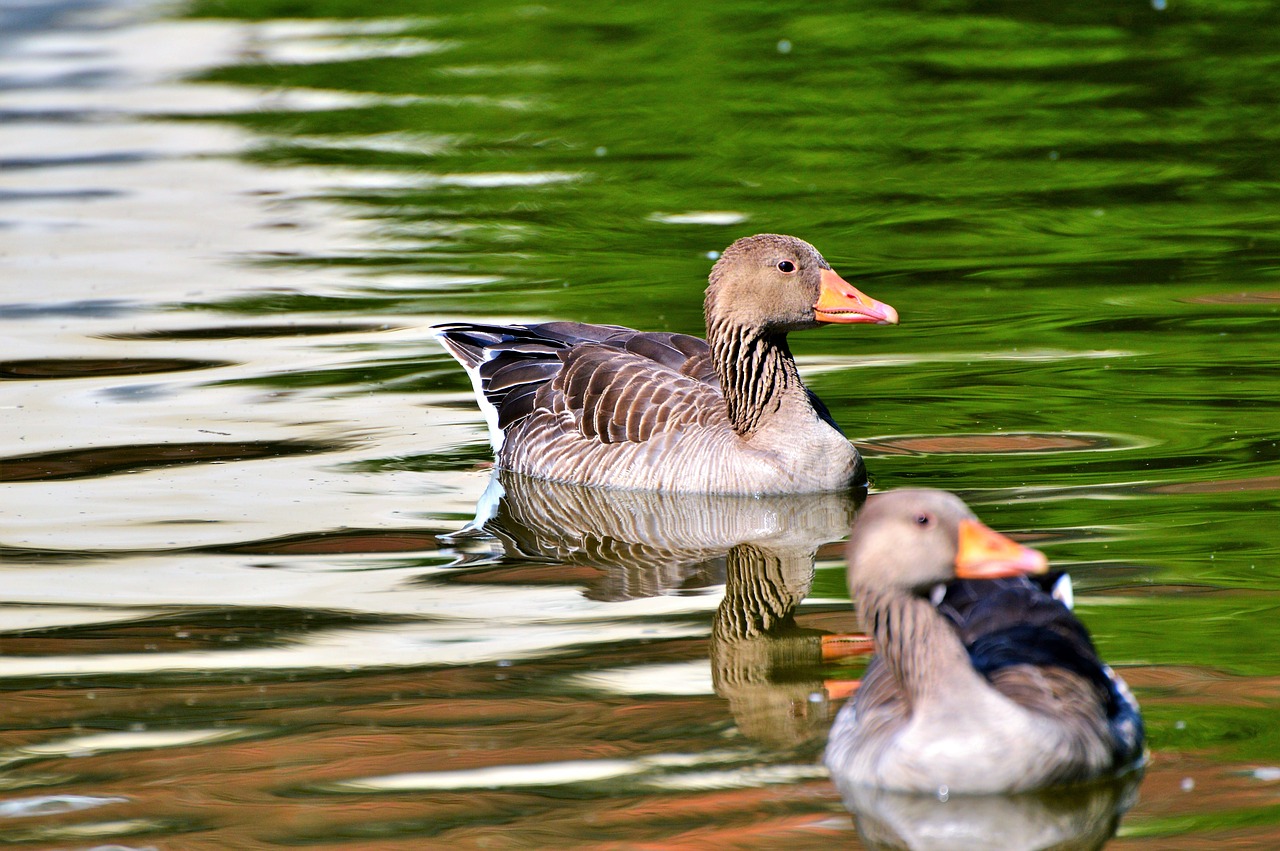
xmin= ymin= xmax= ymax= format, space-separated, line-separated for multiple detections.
xmin=838 ymin=774 xmax=1141 ymax=851
xmin=449 ymin=472 xmax=862 ymax=745
xmin=710 ymin=539 xmax=844 ymax=748
xmin=857 ymin=431 xmax=1133 ymax=457
xmin=0 ymin=357 xmax=230 ymax=379
xmin=0 ymin=438 xmax=337 ymax=483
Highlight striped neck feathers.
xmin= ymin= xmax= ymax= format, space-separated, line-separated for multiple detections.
xmin=707 ymin=319 xmax=806 ymax=436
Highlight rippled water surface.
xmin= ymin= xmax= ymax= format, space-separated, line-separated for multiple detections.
xmin=3 ymin=0 xmax=1280 ymax=847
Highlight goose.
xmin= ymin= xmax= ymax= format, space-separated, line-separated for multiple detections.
xmin=824 ymin=489 xmax=1144 ymax=795
xmin=434 ymin=234 xmax=897 ymax=494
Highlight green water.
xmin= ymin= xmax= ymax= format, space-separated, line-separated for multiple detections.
xmin=2 ymin=0 xmax=1279 ymax=846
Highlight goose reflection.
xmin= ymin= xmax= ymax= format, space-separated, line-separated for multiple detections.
xmin=838 ymin=774 xmax=1141 ymax=851
xmin=451 ymin=471 xmax=863 ymax=745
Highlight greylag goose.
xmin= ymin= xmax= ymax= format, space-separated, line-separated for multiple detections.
xmin=824 ymin=489 xmax=1144 ymax=794
xmin=434 ymin=234 xmax=897 ymax=494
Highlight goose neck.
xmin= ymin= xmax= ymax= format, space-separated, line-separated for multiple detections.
xmin=855 ymin=584 xmax=987 ymax=704
xmin=707 ymin=321 xmax=804 ymax=436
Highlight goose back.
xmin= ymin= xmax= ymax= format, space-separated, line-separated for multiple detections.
xmin=937 ymin=577 xmax=1145 ymax=771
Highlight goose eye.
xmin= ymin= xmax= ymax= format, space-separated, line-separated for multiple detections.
xmin=776 ymin=260 xmax=796 ymax=273
xmin=915 ymin=513 xmax=932 ymax=527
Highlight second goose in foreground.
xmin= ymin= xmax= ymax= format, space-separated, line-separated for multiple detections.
xmin=434 ymin=234 xmax=897 ymax=494
xmin=824 ymin=489 xmax=1144 ymax=794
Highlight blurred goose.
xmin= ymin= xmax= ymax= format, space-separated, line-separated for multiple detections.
xmin=824 ymin=489 xmax=1144 ymax=794
xmin=434 ymin=234 xmax=897 ymax=493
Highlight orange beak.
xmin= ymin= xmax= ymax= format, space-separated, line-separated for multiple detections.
xmin=814 ymin=268 xmax=899 ymax=325
xmin=955 ymin=518 xmax=1049 ymax=579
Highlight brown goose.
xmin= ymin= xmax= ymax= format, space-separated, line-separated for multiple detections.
xmin=434 ymin=234 xmax=897 ymax=494
xmin=824 ymin=489 xmax=1144 ymax=795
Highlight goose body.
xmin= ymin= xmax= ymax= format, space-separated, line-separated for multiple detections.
xmin=824 ymin=489 xmax=1143 ymax=795
xmin=434 ymin=234 xmax=896 ymax=494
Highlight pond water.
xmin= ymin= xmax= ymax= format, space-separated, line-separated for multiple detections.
xmin=3 ymin=0 xmax=1280 ymax=847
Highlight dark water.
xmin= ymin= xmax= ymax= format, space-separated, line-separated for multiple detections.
xmin=2 ymin=0 xmax=1280 ymax=847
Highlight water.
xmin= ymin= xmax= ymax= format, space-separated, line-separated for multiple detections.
xmin=2 ymin=0 xmax=1280 ymax=846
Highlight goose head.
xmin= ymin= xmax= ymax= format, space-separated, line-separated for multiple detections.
xmin=846 ymin=489 xmax=1048 ymax=596
xmin=705 ymin=234 xmax=898 ymax=333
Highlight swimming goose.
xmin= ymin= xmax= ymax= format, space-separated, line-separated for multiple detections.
xmin=434 ymin=234 xmax=897 ymax=493
xmin=824 ymin=489 xmax=1144 ymax=795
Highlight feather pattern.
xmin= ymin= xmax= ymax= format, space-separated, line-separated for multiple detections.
xmin=434 ymin=234 xmax=895 ymax=493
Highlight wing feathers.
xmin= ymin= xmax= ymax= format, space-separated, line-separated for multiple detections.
xmin=557 ymin=343 xmax=722 ymax=444
xmin=486 ymin=360 xmax=561 ymax=392
xmin=435 ymin=322 xmax=723 ymax=447
xmin=497 ymin=384 xmax=541 ymax=429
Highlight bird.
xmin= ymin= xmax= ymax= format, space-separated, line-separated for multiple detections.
xmin=434 ymin=234 xmax=897 ymax=494
xmin=824 ymin=488 xmax=1144 ymax=795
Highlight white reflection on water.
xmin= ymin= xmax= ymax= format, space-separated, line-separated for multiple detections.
xmin=648 ymin=211 xmax=750 ymax=225
xmin=416 ymin=171 xmax=582 ymax=188
xmin=564 ymin=660 xmax=715 ymax=696
xmin=0 ymin=794 xmax=127 ymax=819
xmin=334 ymin=759 xmax=645 ymax=791
xmin=0 ymin=619 xmax=710 ymax=679
xmin=326 ymin=748 xmax=823 ymax=793
xmin=9 ymin=728 xmax=257 ymax=760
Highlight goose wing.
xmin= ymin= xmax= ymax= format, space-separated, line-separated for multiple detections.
xmin=435 ymin=321 xmax=722 ymax=445
xmin=553 ymin=338 xmax=724 ymax=443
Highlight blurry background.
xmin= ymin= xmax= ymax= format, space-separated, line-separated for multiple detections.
xmin=2 ymin=0 xmax=1279 ymax=846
